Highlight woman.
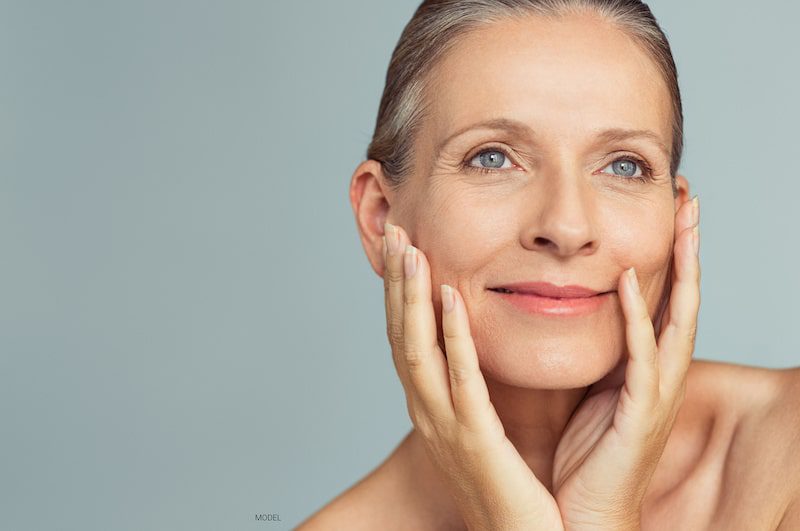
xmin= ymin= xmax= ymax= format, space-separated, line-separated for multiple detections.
xmin=299 ymin=1 xmax=800 ymax=529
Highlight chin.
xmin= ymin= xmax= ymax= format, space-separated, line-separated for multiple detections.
xmin=473 ymin=328 xmax=626 ymax=390
xmin=457 ymin=290 xmax=627 ymax=389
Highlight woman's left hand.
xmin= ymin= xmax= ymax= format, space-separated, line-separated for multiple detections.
xmin=552 ymin=195 xmax=701 ymax=530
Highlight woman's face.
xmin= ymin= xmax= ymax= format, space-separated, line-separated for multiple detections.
xmin=383 ymin=13 xmax=689 ymax=389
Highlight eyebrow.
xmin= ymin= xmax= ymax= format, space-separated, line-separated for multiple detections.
xmin=434 ymin=117 xmax=671 ymax=161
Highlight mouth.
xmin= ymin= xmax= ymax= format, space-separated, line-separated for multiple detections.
xmin=488 ymin=287 xmax=608 ymax=298
xmin=487 ymin=282 xmax=609 ymax=298
xmin=487 ymin=285 xmax=614 ymax=316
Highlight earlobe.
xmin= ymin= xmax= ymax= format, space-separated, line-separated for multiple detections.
xmin=349 ymin=159 xmax=394 ymax=277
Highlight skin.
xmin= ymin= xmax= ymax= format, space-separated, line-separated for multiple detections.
xmin=375 ymin=9 xmax=686 ymax=500
xmin=297 ymin=10 xmax=800 ymax=531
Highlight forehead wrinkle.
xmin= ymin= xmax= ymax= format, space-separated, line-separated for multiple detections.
xmin=422 ymin=17 xmax=673 ymax=170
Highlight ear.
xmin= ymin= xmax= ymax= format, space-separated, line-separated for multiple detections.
xmin=673 ymin=173 xmax=692 ymax=210
xmin=349 ymin=159 xmax=396 ymax=278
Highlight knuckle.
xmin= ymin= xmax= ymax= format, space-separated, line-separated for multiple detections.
xmin=685 ymin=324 xmax=698 ymax=343
xmin=412 ymin=410 xmax=448 ymax=443
xmin=404 ymin=345 xmax=426 ymax=370
xmin=442 ymin=327 xmax=461 ymax=340
xmin=384 ymin=268 xmax=405 ymax=283
xmin=387 ymin=321 xmax=404 ymax=344
xmin=404 ymin=290 xmax=420 ymax=306
xmin=448 ymin=363 xmax=471 ymax=387
xmin=415 ymin=416 xmax=436 ymax=442
xmin=644 ymin=348 xmax=660 ymax=368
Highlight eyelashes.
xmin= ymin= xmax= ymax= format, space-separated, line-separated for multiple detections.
xmin=604 ymin=156 xmax=654 ymax=183
xmin=460 ymin=146 xmax=518 ymax=176
xmin=461 ymin=145 xmax=655 ymax=183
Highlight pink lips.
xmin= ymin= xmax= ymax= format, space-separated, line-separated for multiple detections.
xmin=493 ymin=282 xmax=603 ymax=298
xmin=489 ymin=282 xmax=612 ymax=316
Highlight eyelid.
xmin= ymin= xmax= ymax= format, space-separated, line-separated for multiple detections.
xmin=606 ymin=149 xmax=659 ymax=171
xmin=465 ymin=143 xmax=513 ymax=160
xmin=463 ymin=145 xmax=656 ymax=183
xmin=462 ymin=144 xmax=522 ymax=172
xmin=601 ymin=150 xmax=651 ymax=165
xmin=597 ymin=152 xmax=654 ymax=182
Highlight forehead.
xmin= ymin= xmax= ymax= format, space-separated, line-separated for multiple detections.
xmin=425 ymin=12 xmax=672 ymax=150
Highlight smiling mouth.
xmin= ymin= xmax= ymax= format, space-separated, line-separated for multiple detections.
xmin=486 ymin=288 xmax=614 ymax=316
xmin=488 ymin=287 xmax=609 ymax=298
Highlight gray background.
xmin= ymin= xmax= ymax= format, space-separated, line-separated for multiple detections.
xmin=2 ymin=1 xmax=798 ymax=530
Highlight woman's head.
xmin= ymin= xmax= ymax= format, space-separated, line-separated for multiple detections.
xmin=350 ymin=0 xmax=692 ymax=389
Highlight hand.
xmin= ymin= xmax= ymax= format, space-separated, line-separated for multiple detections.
xmin=551 ymin=195 xmax=701 ymax=530
xmin=382 ymin=222 xmax=565 ymax=531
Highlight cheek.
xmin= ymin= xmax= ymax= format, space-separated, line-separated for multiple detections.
xmin=414 ymin=192 xmax=510 ymax=275
xmin=608 ymin=216 xmax=673 ymax=313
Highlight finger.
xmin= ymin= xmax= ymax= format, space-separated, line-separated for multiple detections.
xmin=383 ymin=224 xmax=414 ymax=396
xmin=621 ymin=266 xmax=660 ymax=409
xmin=658 ymin=206 xmax=701 ymax=390
xmin=440 ymin=284 xmax=499 ymax=434
xmin=654 ymin=260 xmax=672 ymax=341
xmin=384 ymin=224 xmax=451 ymax=431
xmin=403 ymin=242 xmax=455 ymax=423
xmin=656 ymin=196 xmax=695 ymax=341
xmin=674 ymin=195 xmax=697 ymax=248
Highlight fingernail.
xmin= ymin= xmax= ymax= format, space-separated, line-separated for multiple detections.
xmin=404 ymin=245 xmax=418 ymax=278
xmin=691 ymin=195 xmax=699 ymax=226
xmin=384 ymin=222 xmax=400 ymax=256
xmin=692 ymin=225 xmax=700 ymax=256
xmin=382 ymin=235 xmax=387 ymax=260
xmin=441 ymin=284 xmax=454 ymax=313
xmin=628 ymin=267 xmax=640 ymax=295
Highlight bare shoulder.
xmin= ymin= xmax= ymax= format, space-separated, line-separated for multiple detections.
xmin=687 ymin=358 xmax=800 ymax=465
xmin=294 ymin=464 xmax=389 ymax=530
xmin=766 ymin=364 xmax=800 ymax=529
xmin=293 ymin=472 xmax=373 ymax=531
xmin=295 ymin=434 xmax=412 ymax=531
xmin=762 ymin=363 xmax=800 ymax=446
xmin=689 ymin=358 xmax=800 ymax=528
xmin=295 ymin=430 xmax=464 ymax=530
xmin=685 ymin=358 xmax=785 ymax=407
xmin=643 ymin=358 xmax=800 ymax=529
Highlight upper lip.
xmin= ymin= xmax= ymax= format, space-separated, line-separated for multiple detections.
xmin=489 ymin=282 xmax=607 ymax=298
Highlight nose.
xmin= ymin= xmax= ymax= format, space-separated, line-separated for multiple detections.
xmin=522 ymin=173 xmax=598 ymax=258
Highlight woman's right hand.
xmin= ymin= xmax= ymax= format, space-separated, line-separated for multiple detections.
xmin=382 ymin=222 xmax=565 ymax=531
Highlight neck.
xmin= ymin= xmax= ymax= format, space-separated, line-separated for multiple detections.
xmin=483 ymin=378 xmax=590 ymax=491
xmin=403 ymin=381 xmax=590 ymax=524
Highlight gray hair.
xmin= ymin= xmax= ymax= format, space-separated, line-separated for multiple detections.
xmin=366 ymin=0 xmax=682 ymax=196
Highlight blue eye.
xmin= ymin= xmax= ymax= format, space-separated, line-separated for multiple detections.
xmin=601 ymin=157 xmax=652 ymax=181
xmin=466 ymin=148 xmax=514 ymax=173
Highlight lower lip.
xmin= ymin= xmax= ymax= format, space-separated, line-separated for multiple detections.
xmin=491 ymin=290 xmax=612 ymax=316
